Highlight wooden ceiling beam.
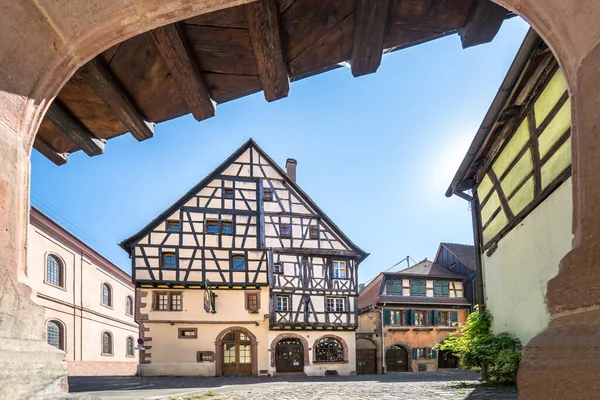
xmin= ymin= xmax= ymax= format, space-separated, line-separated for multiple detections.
xmin=151 ymin=24 xmax=216 ymax=121
xmin=81 ymin=58 xmax=154 ymax=142
xmin=46 ymin=102 xmax=105 ymax=157
xmin=246 ymin=0 xmax=289 ymax=102
xmin=459 ymin=0 xmax=509 ymax=49
xmin=33 ymin=138 xmax=68 ymax=166
xmin=351 ymin=0 xmax=391 ymax=78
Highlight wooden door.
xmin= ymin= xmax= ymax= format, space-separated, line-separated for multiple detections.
xmin=386 ymin=346 xmax=408 ymax=372
xmin=438 ymin=350 xmax=459 ymax=368
xmin=222 ymin=332 xmax=252 ymax=376
xmin=356 ymin=349 xmax=377 ymax=374
xmin=275 ymin=339 xmax=304 ymax=373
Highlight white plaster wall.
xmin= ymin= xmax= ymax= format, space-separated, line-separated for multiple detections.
xmin=482 ymin=178 xmax=573 ymax=345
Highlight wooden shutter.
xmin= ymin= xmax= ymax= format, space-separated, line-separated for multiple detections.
xmin=151 ymin=292 xmax=157 ymax=310
xmin=383 ymin=309 xmax=391 ymax=326
xmin=431 ymin=349 xmax=437 ymax=359
xmin=428 ymin=310 xmax=435 ymax=326
xmin=450 ymin=311 xmax=458 ymax=325
xmin=407 ymin=309 xmax=415 ymax=325
xmin=412 ymin=348 xmax=418 ymax=359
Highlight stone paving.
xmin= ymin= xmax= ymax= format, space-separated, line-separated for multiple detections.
xmin=64 ymin=370 xmax=517 ymax=400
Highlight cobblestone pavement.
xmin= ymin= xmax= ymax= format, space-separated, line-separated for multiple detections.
xmin=64 ymin=370 xmax=517 ymax=400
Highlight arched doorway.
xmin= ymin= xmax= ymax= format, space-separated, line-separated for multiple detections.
xmin=386 ymin=345 xmax=409 ymax=372
xmin=221 ymin=331 xmax=253 ymax=376
xmin=275 ymin=338 xmax=304 ymax=373
xmin=438 ymin=349 xmax=459 ymax=369
xmin=356 ymin=338 xmax=377 ymax=375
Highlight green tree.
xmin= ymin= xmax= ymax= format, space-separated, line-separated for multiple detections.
xmin=436 ymin=306 xmax=522 ymax=384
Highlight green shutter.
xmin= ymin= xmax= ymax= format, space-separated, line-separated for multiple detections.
xmin=409 ymin=309 xmax=415 ymax=325
xmin=450 ymin=311 xmax=458 ymax=325
xmin=428 ymin=310 xmax=435 ymax=326
xmin=383 ymin=309 xmax=391 ymax=326
xmin=412 ymin=348 xmax=418 ymax=359
xmin=443 ymin=282 xmax=449 ymax=297
xmin=431 ymin=349 xmax=437 ymax=359
xmin=433 ymin=310 xmax=439 ymax=326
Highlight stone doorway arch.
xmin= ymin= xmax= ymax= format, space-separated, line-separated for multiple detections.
xmin=214 ymin=326 xmax=258 ymax=377
xmin=270 ymin=333 xmax=310 ymax=370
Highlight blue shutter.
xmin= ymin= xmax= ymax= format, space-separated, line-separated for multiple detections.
xmin=412 ymin=348 xmax=418 ymax=359
xmin=450 ymin=311 xmax=458 ymax=325
xmin=404 ymin=309 xmax=410 ymax=326
xmin=383 ymin=309 xmax=391 ymax=326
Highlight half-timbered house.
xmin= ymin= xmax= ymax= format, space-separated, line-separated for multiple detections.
xmin=447 ymin=29 xmax=573 ymax=346
xmin=120 ymin=139 xmax=368 ymax=376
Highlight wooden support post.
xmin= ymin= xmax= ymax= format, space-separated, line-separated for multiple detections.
xmin=459 ymin=0 xmax=509 ymax=49
xmin=151 ymin=24 xmax=216 ymax=121
xmin=81 ymin=58 xmax=154 ymax=142
xmin=246 ymin=0 xmax=289 ymax=102
xmin=33 ymin=138 xmax=68 ymax=166
xmin=46 ymin=102 xmax=105 ymax=157
xmin=351 ymin=0 xmax=391 ymax=78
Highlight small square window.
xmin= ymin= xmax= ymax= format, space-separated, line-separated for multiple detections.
xmin=222 ymin=221 xmax=233 ymax=234
xmin=246 ymin=292 xmax=259 ymax=313
xmin=333 ymin=260 xmax=347 ymax=279
xmin=197 ymin=351 xmax=214 ymax=362
xmin=178 ymin=328 xmax=197 ymax=339
xmin=166 ymin=221 xmax=181 ymax=232
xmin=273 ymin=263 xmax=282 ymax=274
xmin=171 ymin=293 xmax=182 ymax=311
xmin=154 ymin=292 xmax=182 ymax=311
xmin=162 ymin=253 xmax=177 ymax=269
xmin=224 ymin=189 xmax=234 ymax=199
xmin=326 ymin=298 xmax=345 ymax=312
xmin=206 ymin=220 xmax=219 ymax=234
xmin=280 ymin=223 xmax=291 ymax=237
xmin=232 ymin=255 xmax=246 ymax=270
xmin=276 ymin=296 xmax=290 ymax=311
xmin=263 ymin=187 xmax=273 ymax=201
xmin=309 ymin=226 xmax=319 ymax=239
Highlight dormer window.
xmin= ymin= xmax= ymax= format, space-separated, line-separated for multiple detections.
xmin=386 ymin=280 xmax=402 ymax=295
xmin=263 ymin=187 xmax=273 ymax=201
xmin=224 ymin=188 xmax=234 ymax=199
xmin=410 ymin=280 xmax=426 ymax=296
xmin=434 ymin=281 xmax=450 ymax=297
xmin=166 ymin=221 xmax=181 ymax=232
xmin=333 ymin=260 xmax=347 ymax=279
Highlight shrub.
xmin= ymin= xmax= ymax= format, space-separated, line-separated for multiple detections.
xmin=436 ymin=306 xmax=522 ymax=384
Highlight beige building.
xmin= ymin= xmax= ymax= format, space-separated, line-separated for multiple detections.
xmin=120 ymin=140 xmax=368 ymax=377
xmin=27 ymin=207 xmax=138 ymax=376
xmin=447 ymin=29 xmax=572 ymax=346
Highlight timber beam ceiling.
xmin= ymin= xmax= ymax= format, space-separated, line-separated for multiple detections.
xmin=35 ymin=0 xmax=512 ymax=165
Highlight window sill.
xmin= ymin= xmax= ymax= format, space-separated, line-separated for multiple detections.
xmin=126 ymin=355 xmax=135 ymax=358
xmin=43 ymin=281 xmax=67 ymax=292
xmin=388 ymin=327 xmax=410 ymax=332
xmin=437 ymin=327 xmax=458 ymax=332
xmin=101 ymin=353 xmax=114 ymax=357
xmin=101 ymin=303 xmax=113 ymax=310
xmin=312 ymin=361 xmax=348 ymax=364
xmin=413 ymin=327 xmax=434 ymax=332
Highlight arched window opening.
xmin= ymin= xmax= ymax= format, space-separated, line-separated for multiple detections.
xmin=102 ymin=283 xmax=112 ymax=307
xmin=47 ymin=320 xmax=64 ymax=350
xmin=126 ymin=296 xmax=133 ymax=316
xmin=46 ymin=254 xmax=63 ymax=287
xmin=126 ymin=336 xmax=135 ymax=357
xmin=315 ymin=337 xmax=344 ymax=362
xmin=102 ymin=332 xmax=113 ymax=355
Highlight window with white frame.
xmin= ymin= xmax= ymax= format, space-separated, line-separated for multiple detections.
xmin=333 ymin=260 xmax=347 ymax=279
xmin=326 ymin=298 xmax=345 ymax=312
xmin=276 ymin=295 xmax=290 ymax=311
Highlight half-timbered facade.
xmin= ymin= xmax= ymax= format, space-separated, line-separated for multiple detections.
xmin=357 ymin=258 xmax=470 ymax=374
xmin=447 ymin=29 xmax=573 ymax=345
xmin=120 ymin=139 xmax=367 ymax=376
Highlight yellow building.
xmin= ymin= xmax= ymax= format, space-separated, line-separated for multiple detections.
xmin=120 ymin=140 xmax=368 ymax=376
xmin=447 ymin=29 xmax=572 ymax=345
xmin=27 ymin=207 xmax=138 ymax=376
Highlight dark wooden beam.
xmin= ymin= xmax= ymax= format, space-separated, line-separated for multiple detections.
xmin=151 ymin=24 xmax=215 ymax=121
xmin=246 ymin=0 xmax=289 ymax=102
xmin=80 ymin=58 xmax=154 ymax=142
xmin=351 ymin=0 xmax=391 ymax=77
xmin=46 ymin=102 xmax=104 ymax=157
xmin=459 ymin=0 xmax=509 ymax=49
xmin=33 ymin=138 xmax=68 ymax=166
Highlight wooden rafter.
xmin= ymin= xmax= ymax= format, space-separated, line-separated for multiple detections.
xmin=46 ymin=102 xmax=105 ymax=157
xmin=246 ymin=0 xmax=289 ymax=102
xmin=151 ymin=24 xmax=216 ymax=121
xmin=80 ymin=58 xmax=154 ymax=142
xmin=351 ymin=0 xmax=391 ymax=77
xmin=33 ymin=138 xmax=68 ymax=166
xmin=459 ymin=0 xmax=509 ymax=49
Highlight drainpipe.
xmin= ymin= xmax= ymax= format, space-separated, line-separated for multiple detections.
xmin=376 ymin=303 xmax=387 ymax=374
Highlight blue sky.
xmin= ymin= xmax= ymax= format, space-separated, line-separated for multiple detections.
xmin=31 ymin=18 xmax=529 ymax=284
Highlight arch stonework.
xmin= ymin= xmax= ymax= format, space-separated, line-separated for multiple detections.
xmin=356 ymin=336 xmax=382 ymax=374
xmin=312 ymin=334 xmax=349 ymax=363
xmin=0 ymin=1 xmax=599 ymax=398
xmin=214 ymin=326 xmax=258 ymax=377
xmin=386 ymin=342 xmax=413 ymax=372
xmin=270 ymin=333 xmax=310 ymax=367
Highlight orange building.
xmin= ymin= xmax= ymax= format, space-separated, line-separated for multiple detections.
xmin=357 ymin=258 xmax=471 ymax=374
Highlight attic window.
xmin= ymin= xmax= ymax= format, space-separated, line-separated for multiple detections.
xmin=222 ymin=221 xmax=233 ymax=235
xmin=162 ymin=253 xmax=177 ymax=269
xmin=273 ymin=263 xmax=282 ymax=274
xmin=206 ymin=220 xmax=219 ymax=234
xmin=167 ymin=221 xmax=181 ymax=232
xmin=280 ymin=223 xmax=291 ymax=237
xmin=263 ymin=187 xmax=273 ymax=202
xmin=224 ymin=189 xmax=234 ymax=199
xmin=309 ymin=226 xmax=319 ymax=239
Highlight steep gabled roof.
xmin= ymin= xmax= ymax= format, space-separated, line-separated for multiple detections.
xmin=393 ymin=259 xmax=465 ymax=279
xmin=119 ymin=139 xmax=368 ymax=260
xmin=440 ymin=243 xmax=476 ymax=271
xmin=357 ymin=273 xmax=383 ymax=310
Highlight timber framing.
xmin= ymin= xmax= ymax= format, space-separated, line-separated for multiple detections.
xmin=80 ymin=58 xmax=154 ymax=141
xmin=46 ymin=102 xmax=105 ymax=157
xmin=150 ymin=23 xmax=216 ymax=121
xmin=33 ymin=138 xmax=68 ymax=166
xmin=351 ymin=0 xmax=391 ymax=77
xmin=459 ymin=0 xmax=510 ymax=49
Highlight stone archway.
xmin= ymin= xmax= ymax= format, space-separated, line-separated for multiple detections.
xmin=1 ymin=1 xmax=599 ymax=399
xmin=270 ymin=333 xmax=310 ymax=368
xmin=312 ymin=334 xmax=349 ymax=363
xmin=385 ymin=343 xmax=412 ymax=373
xmin=356 ymin=337 xmax=380 ymax=374
xmin=214 ymin=326 xmax=258 ymax=377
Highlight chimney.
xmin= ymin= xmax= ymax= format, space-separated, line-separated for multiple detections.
xmin=285 ymin=158 xmax=297 ymax=183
